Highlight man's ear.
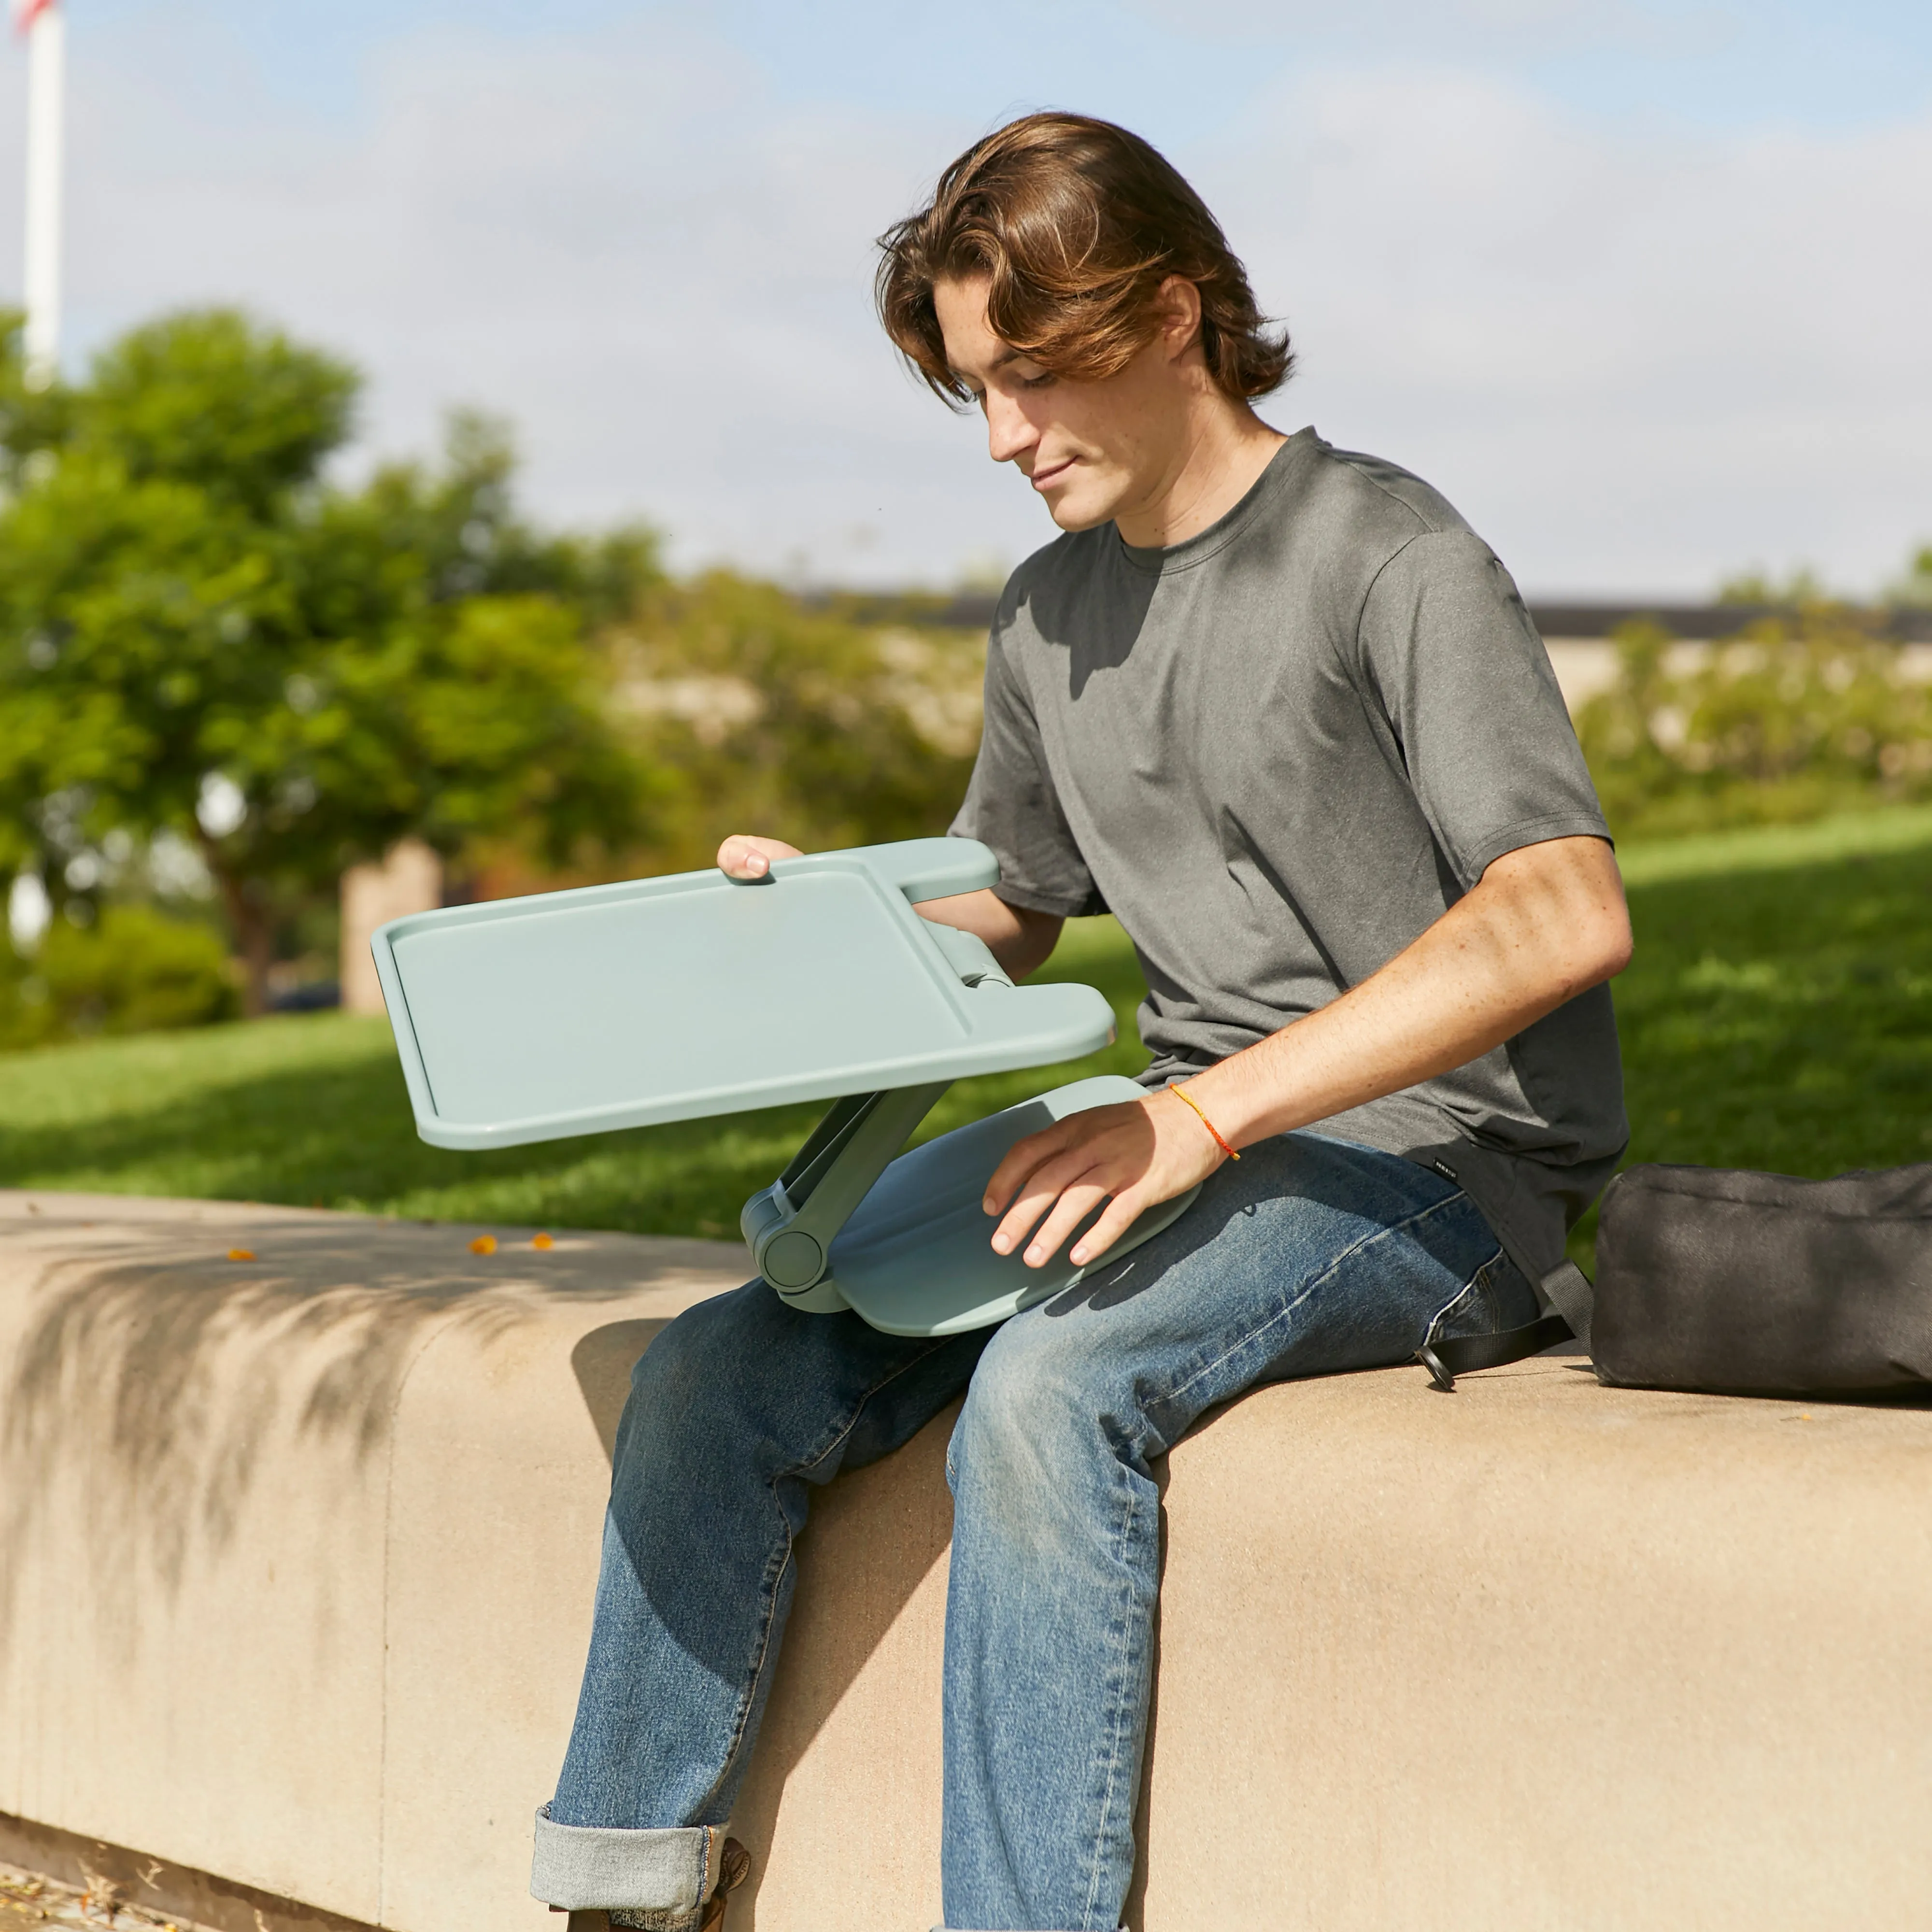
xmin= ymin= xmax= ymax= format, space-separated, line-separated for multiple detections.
xmin=1154 ymin=275 xmax=1204 ymax=362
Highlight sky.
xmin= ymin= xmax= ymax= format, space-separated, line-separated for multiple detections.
xmin=0 ymin=0 xmax=1928 ymax=597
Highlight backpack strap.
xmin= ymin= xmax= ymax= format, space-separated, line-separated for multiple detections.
xmin=1538 ymin=1259 xmax=1594 ymax=1351
xmin=1414 ymin=1260 xmax=1595 ymax=1393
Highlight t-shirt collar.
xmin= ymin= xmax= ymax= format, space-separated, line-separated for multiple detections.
xmin=1113 ymin=427 xmax=1318 ymax=577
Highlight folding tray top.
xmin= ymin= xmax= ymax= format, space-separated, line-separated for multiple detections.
xmin=372 ymin=838 xmax=1116 ymax=1151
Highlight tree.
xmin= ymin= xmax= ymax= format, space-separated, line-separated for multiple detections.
xmin=1889 ymin=543 xmax=1932 ymax=609
xmin=0 ymin=310 xmax=658 ymax=1013
xmin=609 ymin=570 xmax=981 ymax=875
xmin=1574 ymin=605 xmax=1932 ymax=840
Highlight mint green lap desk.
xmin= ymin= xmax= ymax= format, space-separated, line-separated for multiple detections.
xmin=371 ymin=839 xmax=1199 ymax=1335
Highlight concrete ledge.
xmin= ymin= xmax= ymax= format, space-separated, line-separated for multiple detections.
xmin=4 ymin=1190 xmax=1930 ymax=1931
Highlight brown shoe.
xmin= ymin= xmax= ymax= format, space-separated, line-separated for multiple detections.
xmin=698 ymin=1839 xmax=751 ymax=1931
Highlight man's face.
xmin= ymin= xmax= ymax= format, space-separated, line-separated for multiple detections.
xmin=933 ymin=274 xmax=1194 ymax=535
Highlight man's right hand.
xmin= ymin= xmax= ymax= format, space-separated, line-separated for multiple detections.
xmin=715 ymin=831 xmax=1063 ymax=981
xmin=717 ymin=834 xmax=803 ymax=879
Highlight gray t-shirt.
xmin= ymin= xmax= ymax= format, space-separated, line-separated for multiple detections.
xmin=951 ymin=427 xmax=1627 ymax=1277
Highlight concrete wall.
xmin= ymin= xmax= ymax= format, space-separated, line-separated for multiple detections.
xmin=4 ymin=1190 xmax=1930 ymax=1931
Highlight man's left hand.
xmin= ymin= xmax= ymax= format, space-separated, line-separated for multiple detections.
xmin=982 ymin=1088 xmax=1229 ymax=1270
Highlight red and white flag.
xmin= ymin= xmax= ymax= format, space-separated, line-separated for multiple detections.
xmin=14 ymin=0 xmax=56 ymax=32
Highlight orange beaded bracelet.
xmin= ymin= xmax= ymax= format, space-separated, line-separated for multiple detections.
xmin=1169 ymin=1082 xmax=1240 ymax=1161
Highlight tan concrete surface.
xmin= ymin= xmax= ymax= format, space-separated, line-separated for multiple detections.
xmin=5 ymin=1190 xmax=1931 ymax=1932
xmin=0 ymin=1193 xmax=738 ymax=1932
xmin=1142 ymin=1361 xmax=1932 ymax=1930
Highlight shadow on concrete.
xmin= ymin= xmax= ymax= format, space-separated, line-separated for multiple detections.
xmin=563 ymin=1310 xmax=972 ymax=1927
xmin=732 ymin=1400 xmax=960 ymax=1930
xmin=0 ymin=1205 xmax=726 ymax=1665
xmin=1121 ymin=1454 xmax=1173 ymax=1932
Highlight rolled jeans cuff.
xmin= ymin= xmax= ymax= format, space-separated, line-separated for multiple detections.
xmin=530 ymin=1804 xmax=726 ymax=1927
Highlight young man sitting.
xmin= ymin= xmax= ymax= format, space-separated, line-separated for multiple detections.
xmin=530 ymin=111 xmax=1630 ymax=1932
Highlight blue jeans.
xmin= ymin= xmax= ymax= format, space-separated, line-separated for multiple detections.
xmin=531 ymin=1132 xmax=1536 ymax=1932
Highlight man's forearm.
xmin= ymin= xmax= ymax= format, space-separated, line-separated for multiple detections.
xmin=1184 ymin=836 xmax=1632 ymax=1149
xmin=917 ymin=889 xmax=1063 ymax=980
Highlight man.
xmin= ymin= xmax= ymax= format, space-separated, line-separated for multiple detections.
xmin=530 ymin=112 xmax=1630 ymax=1932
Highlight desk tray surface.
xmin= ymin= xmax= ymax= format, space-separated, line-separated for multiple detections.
xmin=372 ymin=840 xmax=1116 ymax=1150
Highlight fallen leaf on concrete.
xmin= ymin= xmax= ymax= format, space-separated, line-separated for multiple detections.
xmin=469 ymin=1234 xmax=498 ymax=1255
xmin=532 ymin=1232 xmax=554 ymax=1250
xmin=226 ymin=1249 xmax=256 ymax=1262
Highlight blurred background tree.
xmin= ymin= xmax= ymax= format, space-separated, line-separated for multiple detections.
xmin=1889 ymin=545 xmax=1932 ymax=608
xmin=608 ymin=570 xmax=981 ymax=876
xmin=0 ymin=305 xmax=992 ymax=1042
xmin=0 ymin=309 xmax=657 ymax=1016
xmin=0 ymin=903 xmax=236 ymax=1049
xmin=1575 ymin=594 xmax=1932 ymax=841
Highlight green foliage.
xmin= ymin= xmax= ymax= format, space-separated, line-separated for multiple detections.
xmin=79 ymin=308 xmax=357 ymax=516
xmin=351 ymin=409 xmax=661 ymax=623
xmin=0 ymin=310 xmax=660 ymax=1010
xmin=1889 ymin=543 xmax=1932 ymax=609
xmin=1575 ymin=608 xmax=1932 ymax=841
xmin=0 ymin=307 xmax=72 ymax=488
xmin=0 ymin=303 xmax=974 ymax=1030
xmin=1714 ymin=565 xmax=1830 ymax=606
xmin=0 ymin=904 xmax=236 ymax=1050
xmin=612 ymin=571 xmax=982 ymax=873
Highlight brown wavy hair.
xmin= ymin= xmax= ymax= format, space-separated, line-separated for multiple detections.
xmin=876 ymin=112 xmax=1292 ymax=408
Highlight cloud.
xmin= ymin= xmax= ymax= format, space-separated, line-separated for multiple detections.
xmin=0 ymin=9 xmax=1926 ymax=594
xmin=4 ymin=10 xmax=1039 ymax=585
xmin=1201 ymin=65 xmax=1932 ymax=589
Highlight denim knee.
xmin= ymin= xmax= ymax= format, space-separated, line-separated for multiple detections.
xmin=624 ymin=1287 xmax=736 ymax=1410
xmin=620 ymin=1279 xmax=990 ymax=1506
xmin=607 ymin=1282 xmax=799 ymax=1498
xmin=947 ymin=1316 xmax=1129 ymax=1518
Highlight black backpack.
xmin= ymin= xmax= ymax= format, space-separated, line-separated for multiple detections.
xmin=1418 ymin=1161 xmax=1932 ymax=1396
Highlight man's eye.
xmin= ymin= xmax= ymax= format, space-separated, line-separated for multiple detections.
xmin=1020 ymin=371 xmax=1057 ymax=391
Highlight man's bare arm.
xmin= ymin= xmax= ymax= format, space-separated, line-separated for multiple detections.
xmin=983 ymin=835 xmax=1632 ymax=1269
xmin=1197 ymin=833 xmax=1632 ymax=1146
xmin=910 ymin=887 xmax=1062 ymax=980
xmin=714 ymin=834 xmax=1063 ymax=981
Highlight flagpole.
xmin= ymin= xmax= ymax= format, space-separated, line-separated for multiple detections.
xmin=22 ymin=0 xmax=63 ymax=390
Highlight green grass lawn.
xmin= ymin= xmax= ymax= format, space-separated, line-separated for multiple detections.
xmin=2 ymin=808 xmax=1928 ymax=1261
xmin=0 ymin=917 xmax=1153 ymax=1238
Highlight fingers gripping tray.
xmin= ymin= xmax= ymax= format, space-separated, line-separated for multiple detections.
xmin=370 ymin=840 xmax=1114 ymax=1150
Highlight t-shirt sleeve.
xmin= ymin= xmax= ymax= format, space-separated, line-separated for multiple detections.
xmin=949 ymin=626 xmax=1107 ymax=919
xmin=1355 ymin=527 xmax=1610 ymax=885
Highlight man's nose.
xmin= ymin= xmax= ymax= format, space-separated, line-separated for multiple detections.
xmin=983 ymin=391 xmax=1036 ymax=467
